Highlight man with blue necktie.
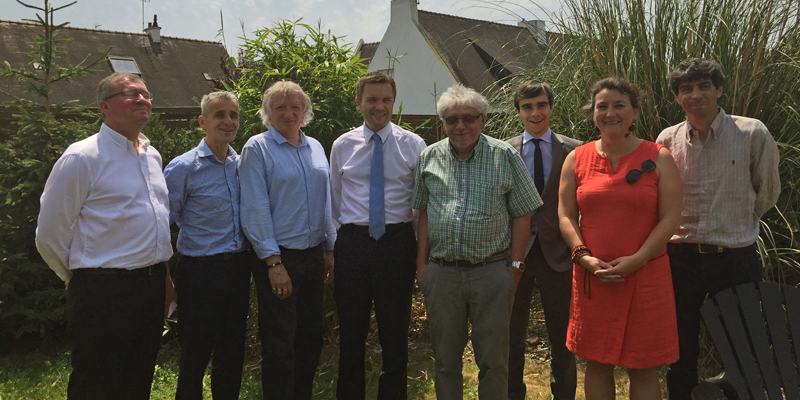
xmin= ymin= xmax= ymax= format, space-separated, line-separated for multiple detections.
xmin=506 ymin=81 xmax=581 ymax=400
xmin=329 ymin=72 xmax=426 ymax=400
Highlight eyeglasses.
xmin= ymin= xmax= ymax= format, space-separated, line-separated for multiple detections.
xmin=442 ymin=113 xmax=482 ymax=125
xmin=626 ymin=159 xmax=656 ymax=184
xmin=103 ymin=90 xmax=153 ymax=101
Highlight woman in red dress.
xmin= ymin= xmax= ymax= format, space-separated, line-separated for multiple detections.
xmin=558 ymin=77 xmax=683 ymax=399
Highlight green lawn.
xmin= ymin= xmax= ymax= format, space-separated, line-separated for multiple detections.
xmin=0 ymin=339 xmax=643 ymax=400
xmin=1 ymin=291 xmax=692 ymax=399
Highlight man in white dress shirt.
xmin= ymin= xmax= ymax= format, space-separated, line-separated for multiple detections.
xmin=36 ymin=72 xmax=173 ymax=400
xmin=329 ymin=72 xmax=426 ymax=399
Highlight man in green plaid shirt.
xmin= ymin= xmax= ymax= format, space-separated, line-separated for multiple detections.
xmin=412 ymin=84 xmax=542 ymax=398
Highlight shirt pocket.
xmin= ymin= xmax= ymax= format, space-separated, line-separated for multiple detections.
xmin=470 ymin=185 xmax=504 ymax=218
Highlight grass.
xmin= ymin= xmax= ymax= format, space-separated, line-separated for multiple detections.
xmin=0 ymin=289 xmax=669 ymax=400
xmin=0 ymin=343 xmax=657 ymax=400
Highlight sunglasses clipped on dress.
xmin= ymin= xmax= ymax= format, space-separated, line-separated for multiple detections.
xmin=626 ymin=159 xmax=656 ymax=184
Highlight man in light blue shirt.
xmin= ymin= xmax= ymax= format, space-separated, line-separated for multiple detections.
xmin=164 ymin=91 xmax=251 ymax=400
xmin=239 ymin=81 xmax=336 ymax=400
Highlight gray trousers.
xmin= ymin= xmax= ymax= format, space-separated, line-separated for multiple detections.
xmin=420 ymin=259 xmax=516 ymax=400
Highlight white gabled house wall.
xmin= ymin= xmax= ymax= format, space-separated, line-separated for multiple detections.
xmin=369 ymin=0 xmax=455 ymax=116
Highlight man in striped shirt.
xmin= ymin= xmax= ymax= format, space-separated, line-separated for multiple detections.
xmin=656 ymin=58 xmax=781 ymax=400
xmin=412 ymin=84 xmax=542 ymax=398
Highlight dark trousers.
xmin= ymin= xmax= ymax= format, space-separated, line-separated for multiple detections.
xmin=508 ymin=237 xmax=576 ymax=400
xmin=666 ymin=243 xmax=762 ymax=400
xmin=252 ymin=244 xmax=325 ymax=400
xmin=66 ymin=263 xmax=166 ymax=400
xmin=174 ymin=252 xmax=251 ymax=400
xmin=334 ymin=223 xmax=417 ymax=400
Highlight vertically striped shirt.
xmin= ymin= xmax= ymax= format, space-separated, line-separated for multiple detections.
xmin=656 ymin=108 xmax=780 ymax=247
xmin=412 ymin=134 xmax=542 ymax=262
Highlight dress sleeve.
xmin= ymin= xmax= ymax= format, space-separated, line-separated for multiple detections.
xmin=239 ymin=141 xmax=281 ymax=259
xmin=35 ymin=153 xmax=90 ymax=282
xmin=750 ymin=123 xmax=781 ymax=217
xmin=163 ymin=156 xmax=189 ymax=226
xmin=505 ymin=147 xmax=541 ymax=218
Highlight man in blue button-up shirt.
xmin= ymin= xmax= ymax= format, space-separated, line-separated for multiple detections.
xmin=239 ymin=81 xmax=336 ymax=400
xmin=164 ymin=91 xmax=251 ymax=399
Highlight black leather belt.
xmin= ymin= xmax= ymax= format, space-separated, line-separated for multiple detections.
xmin=341 ymin=222 xmax=411 ymax=237
xmin=669 ymin=242 xmax=753 ymax=254
xmin=184 ymin=251 xmax=248 ymax=262
xmin=72 ymin=262 xmax=165 ymax=276
xmin=430 ymin=251 xmax=507 ymax=267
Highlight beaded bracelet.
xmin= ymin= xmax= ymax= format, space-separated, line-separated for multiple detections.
xmin=571 ymin=245 xmax=592 ymax=264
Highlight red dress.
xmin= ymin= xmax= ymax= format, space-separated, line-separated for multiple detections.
xmin=566 ymin=140 xmax=679 ymax=368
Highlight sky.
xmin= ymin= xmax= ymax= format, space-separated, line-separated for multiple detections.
xmin=1 ymin=0 xmax=561 ymax=55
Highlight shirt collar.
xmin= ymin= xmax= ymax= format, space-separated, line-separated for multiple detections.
xmin=362 ymin=123 xmax=392 ymax=144
xmin=523 ymin=128 xmax=552 ymax=144
xmin=448 ymin=133 xmax=486 ymax=161
xmin=100 ymin=123 xmax=149 ymax=152
xmin=268 ymin=126 xmax=308 ymax=147
xmin=710 ymin=108 xmax=728 ymax=137
xmin=685 ymin=108 xmax=727 ymax=141
xmin=197 ymin=139 xmax=237 ymax=163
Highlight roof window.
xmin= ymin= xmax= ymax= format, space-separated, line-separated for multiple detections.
xmin=108 ymin=56 xmax=141 ymax=74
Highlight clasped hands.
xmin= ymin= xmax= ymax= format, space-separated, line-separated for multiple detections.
xmin=578 ymin=254 xmax=646 ymax=283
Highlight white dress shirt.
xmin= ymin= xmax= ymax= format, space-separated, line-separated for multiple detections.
xmin=656 ymin=109 xmax=780 ymax=247
xmin=330 ymin=122 xmax=426 ymax=227
xmin=35 ymin=124 xmax=173 ymax=281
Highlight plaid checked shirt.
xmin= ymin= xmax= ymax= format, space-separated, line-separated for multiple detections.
xmin=412 ymin=134 xmax=542 ymax=263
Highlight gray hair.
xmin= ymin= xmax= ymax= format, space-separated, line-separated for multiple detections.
xmin=97 ymin=72 xmax=144 ymax=102
xmin=201 ymin=91 xmax=239 ymax=117
xmin=436 ymin=84 xmax=489 ymax=118
xmin=259 ymin=81 xmax=314 ymax=128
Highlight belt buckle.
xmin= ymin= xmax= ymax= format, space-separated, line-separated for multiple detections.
xmin=697 ymin=244 xmax=723 ymax=254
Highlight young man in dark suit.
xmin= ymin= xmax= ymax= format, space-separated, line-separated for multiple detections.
xmin=506 ymin=81 xmax=582 ymax=400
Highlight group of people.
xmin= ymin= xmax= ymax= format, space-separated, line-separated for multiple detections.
xmin=34 ymin=56 xmax=780 ymax=400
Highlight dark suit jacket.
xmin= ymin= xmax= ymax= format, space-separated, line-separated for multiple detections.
xmin=507 ymin=132 xmax=582 ymax=272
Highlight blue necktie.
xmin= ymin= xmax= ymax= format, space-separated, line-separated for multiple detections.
xmin=369 ymin=133 xmax=385 ymax=240
xmin=532 ymin=138 xmax=544 ymax=194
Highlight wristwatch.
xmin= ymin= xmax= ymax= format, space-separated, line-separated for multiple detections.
xmin=509 ymin=261 xmax=525 ymax=272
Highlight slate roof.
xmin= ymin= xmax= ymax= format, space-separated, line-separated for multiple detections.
xmin=416 ymin=10 xmax=550 ymax=96
xmin=357 ymin=41 xmax=380 ymax=66
xmin=0 ymin=20 xmax=229 ymax=108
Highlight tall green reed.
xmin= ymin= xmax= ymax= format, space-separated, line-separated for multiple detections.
xmin=484 ymin=0 xmax=800 ymax=281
